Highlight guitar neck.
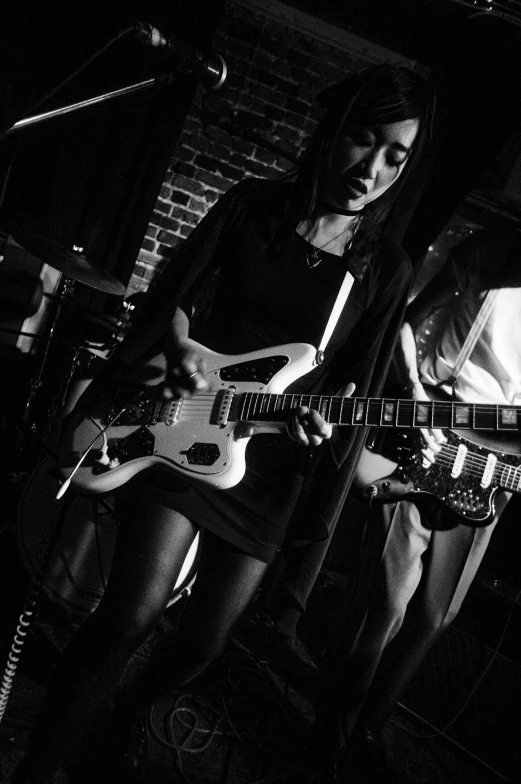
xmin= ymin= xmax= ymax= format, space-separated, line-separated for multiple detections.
xmin=239 ymin=393 xmax=521 ymax=432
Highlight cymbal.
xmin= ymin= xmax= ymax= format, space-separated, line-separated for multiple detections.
xmin=10 ymin=221 xmax=126 ymax=296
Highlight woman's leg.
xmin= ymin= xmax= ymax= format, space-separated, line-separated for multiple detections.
xmin=319 ymin=501 xmax=431 ymax=746
xmin=125 ymin=529 xmax=271 ymax=707
xmin=358 ymin=493 xmax=509 ymax=732
xmin=20 ymin=499 xmax=198 ymax=781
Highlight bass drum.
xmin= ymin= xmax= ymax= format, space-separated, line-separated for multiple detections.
xmin=17 ymin=459 xmax=200 ymax=617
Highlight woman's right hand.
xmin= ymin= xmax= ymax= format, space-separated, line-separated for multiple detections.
xmin=163 ymin=344 xmax=209 ymax=400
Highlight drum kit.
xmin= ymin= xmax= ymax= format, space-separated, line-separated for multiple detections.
xmin=2 ymin=220 xmax=129 ymax=433
xmin=1 ymin=224 xmax=199 ymax=618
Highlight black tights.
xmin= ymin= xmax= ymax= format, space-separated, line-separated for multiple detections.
xmin=22 ymin=500 xmax=269 ymax=779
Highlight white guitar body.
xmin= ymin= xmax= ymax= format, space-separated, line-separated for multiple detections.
xmin=60 ymin=343 xmax=521 ymax=499
xmin=60 ymin=340 xmax=318 ymax=495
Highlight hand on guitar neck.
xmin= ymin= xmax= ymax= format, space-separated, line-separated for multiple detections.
xmin=164 ymin=307 xmax=349 ymax=449
xmin=287 ymin=382 xmax=356 ymax=447
xmin=403 ymin=378 xmax=446 ymax=468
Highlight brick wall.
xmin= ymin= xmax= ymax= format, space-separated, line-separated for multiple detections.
xmin=127 ymin=0 xmax=421 ymax=296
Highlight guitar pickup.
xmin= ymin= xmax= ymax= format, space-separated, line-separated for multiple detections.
xmin=213 ymin=387 xmax=236 ymax=427
xmin=451 ymin=442 xmax=468 ymax=478
xmin=481 ymin=453 xmax=497 ymax=488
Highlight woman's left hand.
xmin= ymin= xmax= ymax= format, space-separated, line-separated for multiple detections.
xmin=287 ymin=383 xmax=356 ymax=446
xmin=287 ymin=407 xmax=332 ymax=446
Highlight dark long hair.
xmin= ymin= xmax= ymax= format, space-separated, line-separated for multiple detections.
xmin=283 ymin=65 xmax=435 ymax=261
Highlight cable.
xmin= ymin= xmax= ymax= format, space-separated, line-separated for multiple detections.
xmin=0 ymin=481 xmax=64 ymax=723
xmin=93 ymin=500 xmax=108 ymax=592
xmin=143 ymin=644 xmax=312 ymax=784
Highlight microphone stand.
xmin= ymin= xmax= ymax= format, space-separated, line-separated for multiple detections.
xmin=2 ymin=72 xmax=176 ymax=468
xmin=2 ymin=74 xmax=175 ymax=137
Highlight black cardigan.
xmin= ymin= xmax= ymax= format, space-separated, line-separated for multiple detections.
xmin=81 ymin=178 xmax=412 ymax=610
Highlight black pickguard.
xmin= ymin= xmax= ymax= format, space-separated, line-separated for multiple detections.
xmin=368 ymin=429 xmax=521 ymax=525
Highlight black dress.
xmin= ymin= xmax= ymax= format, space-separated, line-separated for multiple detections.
xmin=107 ymin=178 xmax=412 ymax=565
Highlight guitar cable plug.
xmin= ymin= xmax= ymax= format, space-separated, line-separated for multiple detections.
xmin=363 ymin=484 xmax=379 ymax=500
xmin=56 ymin=408 xmax=127 ymax=499
xmin=94 ymin=434 xmax=121 ymax=470
xmin=94 ymin=433 xmax=111 ymax=466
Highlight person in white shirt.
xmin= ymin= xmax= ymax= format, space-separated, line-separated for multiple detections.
xmin=316 ymin=223 xmax=520 ymax=780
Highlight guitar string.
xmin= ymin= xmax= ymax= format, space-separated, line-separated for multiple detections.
xmin=154 ymin=398 xmax=520 ymax=438
xmin=155 ymin=391 xmax=519 ymax=410
xmin=142 ymin=395 xmax=521 ymax=487
xmin=437 ymin=444 xmax=511 ymax=471
xmin=155 ymin=394 xmax=520 ymax=428
xmin=431 ymin=445 xmax=504 ymax=471
xmin=423 ymin=446 xmax=519 ymax=488
xmin=159 ymin=398 xmax=520 ymax=416
xmin=423 ymin=457 xmax=506 ymax=486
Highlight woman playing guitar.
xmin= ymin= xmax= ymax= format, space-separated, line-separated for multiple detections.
xmin=16 ymin=65 xmax=434 ymax=783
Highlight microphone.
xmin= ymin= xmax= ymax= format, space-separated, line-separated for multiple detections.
xmin=134 ymin=21 xmax=227 ymax=90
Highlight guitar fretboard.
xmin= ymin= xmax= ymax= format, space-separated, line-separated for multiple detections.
xmin=239 ymin=394 xmax=521 ymax=432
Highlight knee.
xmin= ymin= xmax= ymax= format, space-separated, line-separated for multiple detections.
xmin=179 ymin=623 xmax=230 ymax=666
xmin=371 ymin=594 xmax=408 ymax=639
xmin=85 ymin=602 xmax=162 ymax=656
xmin=410 ymin=603 xmax=453 ymax=640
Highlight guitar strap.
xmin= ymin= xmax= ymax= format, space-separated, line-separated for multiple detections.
xmin=443 ymin=287 xmax=499 ymax=387
xmin=314 ymin=270 xmax=355 ymax=365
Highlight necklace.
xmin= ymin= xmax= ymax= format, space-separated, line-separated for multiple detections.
xmin=305 ymin=216 xmax=361 ymax=269
xmin=317 ymin=200 xmax=365 ymax=217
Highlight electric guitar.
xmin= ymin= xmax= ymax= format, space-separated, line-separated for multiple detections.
xmin=353 ymin=387 xmax=521 ymax=525
xmin=59 ymin=341 xmax=521 ymax=496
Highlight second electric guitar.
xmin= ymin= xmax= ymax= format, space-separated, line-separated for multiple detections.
xmin=59 ymin=342 xmax=521 ymax=496
xmin=353 ymin=386 xmax=521 ymax=524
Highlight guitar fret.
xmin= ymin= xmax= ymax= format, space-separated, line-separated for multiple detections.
xmin=249 ymin=392 xmax=257 ymax=419
xmin=333 ymin=396 xmax=343 ymax=424
xmin=473 ymin=405 xmax=494 ymax=429
xmin=274 ymin=394 xmax=283 ymax=416
xmin=453 ymin=404 xmax=470 ymax=427
xmin=498 ymin=405 xmax=519 ymax=430
xmin=236 ymin=391 xmax=521 ymax=435
xmin=509 ymin=466 xmax=515 ymax=491
xmin=383 ymin=400 xmax=396 ymax=426
xmin=340 ymin=396 xmax=353 ymax=425
xmin=240 ymin=393 xmax=246 ymax=421
xmin=414 ymin=401 xmax=428 ymax=428
xmin=396 ymin=400 xmax=412 ymax=427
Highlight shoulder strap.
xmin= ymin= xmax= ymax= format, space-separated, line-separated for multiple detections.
xmin=444 ymin=287 xmax=499 ymax=387
xmin=315 ymin=270 xmax=355 ymax=365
